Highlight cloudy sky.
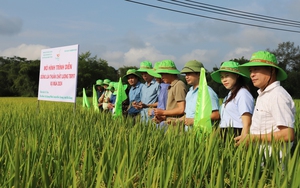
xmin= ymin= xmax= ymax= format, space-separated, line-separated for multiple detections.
xmin=1 ymin=0 xmax=300 ymax=71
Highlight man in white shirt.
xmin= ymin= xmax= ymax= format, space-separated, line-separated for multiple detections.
xmin=234 ymin=51 xmax=295 ymax=150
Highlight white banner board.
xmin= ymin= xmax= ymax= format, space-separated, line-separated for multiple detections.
xmin=38 ymin=44 xmax=79 ymax=103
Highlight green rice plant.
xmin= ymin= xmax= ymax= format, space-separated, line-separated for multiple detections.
xmin=0 ymin=97 xmax=299 ymax=187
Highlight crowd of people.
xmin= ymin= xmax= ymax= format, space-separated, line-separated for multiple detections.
xmin=94 ymin=51 xmax=295 ymax=155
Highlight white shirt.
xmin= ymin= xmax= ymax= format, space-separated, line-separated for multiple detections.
xmin=250 ymin=81 xmax=295 ymax=134
xmin=220 ymin=88 xmax=254 ymax=128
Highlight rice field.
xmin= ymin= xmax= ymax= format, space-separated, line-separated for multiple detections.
xmin=0 ymin=97 xmax=299 ymax=187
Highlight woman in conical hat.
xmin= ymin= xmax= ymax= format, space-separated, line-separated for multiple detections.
xmin=211 ymin=61 xmax=254 ymax=140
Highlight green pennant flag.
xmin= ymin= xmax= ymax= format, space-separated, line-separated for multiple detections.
xmin=113 ymin=77 xmax=127 ymax=118
xmin=92 ymin=84 xmax=99 ymax=112
xmin=82 ymin=88 xmax=90 ymax=108
xmin=193 ymin=67 xmax=212 ymax=134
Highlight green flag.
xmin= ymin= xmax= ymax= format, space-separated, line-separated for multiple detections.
xmin=113 ymin=77 xmax=127 ymax=118
xmin=92 ymin=85 xmax=99 ymax=111
xmin=82 ymin=88 xmax=91 ymax=108
xmin=194 ymin=67 xmax=212 ymax=134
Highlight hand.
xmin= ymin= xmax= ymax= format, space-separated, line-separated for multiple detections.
xmin=154 ymin=108 xmax=164 ymax=116
xmin=184 ymin=118 xmax=194 ymax=126
xmin=148 ymin=108 xmax=155 ymax=116
xmin=153 ymin=115 xmax=166 ymax=123
xmin=136 ymin=102 xmax=144 ymax=110
xmin=234 ymin=134 xmax=252 ymax=146
xmin=165 ymin=118 xmax=177 ymax=126
xmin=107 ymin=103 xmax=114 ymax=109
xmin=141 ymin=103 xmax=148 ymax=108
xmin=132 ymin=101 xmax=138 ymax=109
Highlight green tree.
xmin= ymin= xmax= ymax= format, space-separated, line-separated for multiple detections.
xmin=0 ymin=56 xmax=41 ymax=96
xmin=268 ymin=41 xmax=300 ymax=98
xmin=77 ymin=52 xmax=118 ymax=96
xmin=117 ymin=66 xmax=138 ymax=79
xmin=268 ymin=41 xmax=300 ymax=71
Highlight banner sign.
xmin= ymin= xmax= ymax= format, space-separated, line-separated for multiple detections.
xmin=38 ymin=44 xmax=79 ymax=103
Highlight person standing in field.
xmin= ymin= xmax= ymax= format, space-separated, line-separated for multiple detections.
xmin=123 ymin=69 xmax=143 ymax=120
xmin=99 ymin=79 xmax=112 ymax=111
xmin=234 ymin=51 xmax=295 ymax=155
xmin=95 ymin=79 xmax=104 ymax=110
xmin=154 ymin=60 xmax=187 ymax=128
xmin=107 ymin=82 xmax=116 ymax=113
xmin=147 ymin=61 xmax=170 ymax=127
xmin=179 ymin=60 xmax=220 ymax=131
xmin=211 ymin=61 xmax=254 ymax=140
xmin=136 ymin=61 xmax=159 ymax=123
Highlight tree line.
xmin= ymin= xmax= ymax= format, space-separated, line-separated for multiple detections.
xmin=1 ymin=42 xmax=300 ymax=99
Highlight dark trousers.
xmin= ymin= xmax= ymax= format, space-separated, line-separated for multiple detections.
xmin=220 ymin=127 xmax=242 ymax=142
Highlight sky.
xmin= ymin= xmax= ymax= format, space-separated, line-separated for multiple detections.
xmin=1 ymin=0 xmax=300 ymax=71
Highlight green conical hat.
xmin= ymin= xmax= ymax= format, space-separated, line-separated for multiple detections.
xmin=137 ymin=61 xmax=153 ymax=72
xmin=211 ymin=61 xmax=250 ymax=83
xmin=106 ymin=82 xmax=115 ymax=90
xmin=181 ymin=60 xmax=204 ymax=73
xmin=95 ymin=79 xmax=103 ymax=86
xmin=156 ymin=60 xmax=180 ymax=75
xmin=122 ymin=69 xmax=141 ymax=80
xmin=147 ymin=61 xmax=161 ymax=78
xmin=102 ymin=79 xmax=111 ymax=86
xmin=238 ymin=51 xmax=287 ymax=81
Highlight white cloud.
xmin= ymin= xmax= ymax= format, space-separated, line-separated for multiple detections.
xmin=0 ymin=44 xmax=49 ymax=60
xmin=224 ymin=47 xmax=253 ymax=61
xmin=101 ymin=51 xmax=124 ymax=68
xmin=123 ymin=43 xmax=175 ymax=67
xmin=179 ymin=49 xmax=218 ymax=70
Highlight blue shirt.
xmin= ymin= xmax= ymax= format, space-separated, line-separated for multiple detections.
xmin=157 ymin=83 xmax=170 ymax=110
xmin=185 ymin=86 xmax=219 ymax=118
xmin=140 ymin=79 xmax=160 ymax=122
xmin=220 ymin=88 xmax=254 ymax=128
xmin=128 ymin=82 xmax=143 ymax=115
xmin=110 ymin=94 xmax=117 ymax=104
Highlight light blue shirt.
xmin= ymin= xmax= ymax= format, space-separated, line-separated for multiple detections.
xmin=185 ymin=86 xmax=219 ymax=118
xmin=140 ymin=79 xmax=159 ymax=122
xmin=220 ymin=88 xmax=254 ymax=128
xmin=128 ymin=82 xmax=143 ymax=115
